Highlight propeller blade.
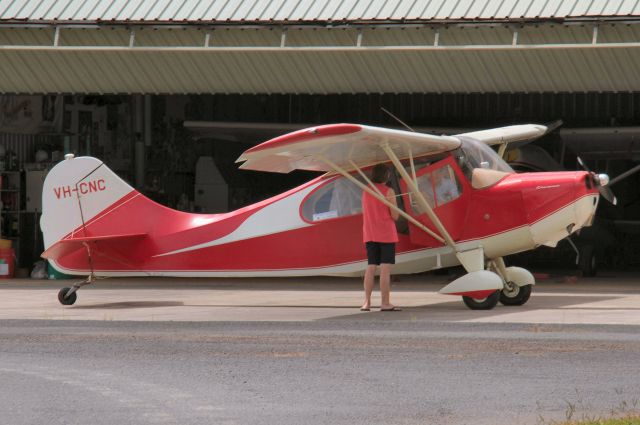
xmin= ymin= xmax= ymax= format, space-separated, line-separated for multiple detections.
xmin=578 ymin=158 xmax=617 ymax=205
xmin=576 ymin=157 xmax=618 ymax=204
xmin=576 ymin=156 xmax=590 ymax=172
xmin=599 ymin=186 xmax=617 ymax=205
xmin=610 ymin=163 xmax=640 ymax=186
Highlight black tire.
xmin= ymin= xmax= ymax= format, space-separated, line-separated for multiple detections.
xmin=58 ymin=287 xmax=77 ymax=306
xmin=579 ymin=245 xmax=597 ymax=277
xmin=462 ymin=291 xmax=500 ymax=310
xmin=499 ymin=284 xmax=533 ymax=306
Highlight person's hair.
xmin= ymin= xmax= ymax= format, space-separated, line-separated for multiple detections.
xmin=371 ymin=164 xmax=390 ymax=183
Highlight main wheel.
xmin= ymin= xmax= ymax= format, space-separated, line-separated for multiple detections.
xmin=462 ymin=291 xmax=500 ymax=310
xmin=58 ymin=287 xmax=77 ymax=306
xmin=499 ymin=284 xmax=532 ymax=306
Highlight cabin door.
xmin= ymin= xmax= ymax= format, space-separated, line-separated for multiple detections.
xmin=400 ymin=156 xmax=468 ymax=247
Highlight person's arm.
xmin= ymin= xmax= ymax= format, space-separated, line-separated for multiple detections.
xmin=386 ymin=188 xmax=400 ymax=221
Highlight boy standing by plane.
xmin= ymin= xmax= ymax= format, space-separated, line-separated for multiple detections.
xmin=360 ymin=164 xmax=401 ymax=312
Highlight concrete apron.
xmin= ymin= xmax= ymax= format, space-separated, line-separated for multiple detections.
xmin=2 ymin=274 xmax=640 ymax=325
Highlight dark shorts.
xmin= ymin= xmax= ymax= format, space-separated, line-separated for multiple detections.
xmin=365 ymin=242 xmax=396 ymax=265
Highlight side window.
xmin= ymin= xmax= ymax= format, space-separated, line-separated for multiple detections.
xmin=410 ymin=164 xmax=461 ymax=214
xmin=410 ymin=172 xmax=435 ymax=214
xmin=433 ymin=165 xmax=462 ymax=207
xmin=302 ymin=176 xmax=363 ymax=222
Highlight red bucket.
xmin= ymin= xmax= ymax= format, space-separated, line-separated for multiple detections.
xmin=0 ymin=248 xmax=15 ymax=278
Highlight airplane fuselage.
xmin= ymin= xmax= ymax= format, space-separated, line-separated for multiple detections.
xmin=43 ymin=155 xmax=599 ymax=278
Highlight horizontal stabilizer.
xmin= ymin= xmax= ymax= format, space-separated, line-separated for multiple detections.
xmin=42 ymin=233 xmax=147 ymax=260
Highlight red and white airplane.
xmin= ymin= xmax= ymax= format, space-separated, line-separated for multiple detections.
xmin=41 ymin=123 xmax=612 ymax=309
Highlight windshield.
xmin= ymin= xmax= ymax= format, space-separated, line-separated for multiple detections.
xmin=455 ymin=136 xmax=514 ymax=188
xmin=457 ymin=137 xmax=514 ymax=173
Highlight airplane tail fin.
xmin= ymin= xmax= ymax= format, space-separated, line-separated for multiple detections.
xmin=41 ymin=155 xmax=139 ymax=253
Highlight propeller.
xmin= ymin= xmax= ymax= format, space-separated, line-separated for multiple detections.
xmin=609 ymin=163 xmax=640 ymax=186
xmin=576 ymin=157 xmax=617 ymax=205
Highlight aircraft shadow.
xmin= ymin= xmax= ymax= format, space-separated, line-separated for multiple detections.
xmin=72 ymin=301 xmax=184 ymax=309
xmin=74 ymin=276 xmax=449 ymax=292
xmin=67 ymin=294 xmax=631 ymax=315
xmin=186 ymin=305 xmax=361 ymax=309
xmin=323 ymin=293 xmax=631 ymax=321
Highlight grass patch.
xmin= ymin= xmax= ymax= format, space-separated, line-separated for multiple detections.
xmin=556 ymin=415 xmax=640 ymax=425
xmin=543 ymin=390 xmax=640 ymax=425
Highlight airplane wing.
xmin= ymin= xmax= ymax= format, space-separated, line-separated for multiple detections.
xmin=455 ymin=124 xmax=547 ymax=146
xmin=236 ymin=124 xmax=461 ymax=173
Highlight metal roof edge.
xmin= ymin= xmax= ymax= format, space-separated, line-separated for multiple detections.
xmin=2 ymin=16 xmax=640 ymax=28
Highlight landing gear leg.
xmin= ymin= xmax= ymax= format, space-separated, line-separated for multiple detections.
xmin=488 ymin=258 xmax=535 ymax=307
xmin=499 ymin=281 xmax=533 ymax=306
xmin=57 ymin=274 xmax=95 ymax=306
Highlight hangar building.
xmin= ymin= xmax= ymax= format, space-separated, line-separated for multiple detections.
xmin=1 ymin=0 xmax=640 ymax=274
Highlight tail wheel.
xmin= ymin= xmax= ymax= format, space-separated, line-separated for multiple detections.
xmin=462 ymin=291 xmax=500 ymax=310
xmin=499 ymin=284 xmax=532 ymax=306
xmin=57 ymin=287 xmax=77 ymax=306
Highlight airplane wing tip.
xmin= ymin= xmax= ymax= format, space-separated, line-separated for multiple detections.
xmin=533 ymin=124 xmax=548 ymax=134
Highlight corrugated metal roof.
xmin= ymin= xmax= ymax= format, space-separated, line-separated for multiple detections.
xmin=1 ymin=45 xmax=640 ymax=94
xmin=2 ymin=0 xmax=640 ymax=24
xmin=1 ymin=20 xmax=640 ymax=94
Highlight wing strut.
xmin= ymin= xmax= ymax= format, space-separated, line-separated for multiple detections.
xmin=380 ymin=142 xmax=457 ymax=249
xmin=497 ymin=143 xmax=508 ymax=158
xmin=316 ymin=155 xmax=446 ymax=244
xmin=349 ymin=160 xmax=384 ymax=198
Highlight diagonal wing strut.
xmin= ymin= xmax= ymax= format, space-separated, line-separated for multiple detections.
xmin=315 ymin=154 xmax=446 ymax=244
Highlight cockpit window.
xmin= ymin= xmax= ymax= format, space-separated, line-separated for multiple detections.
xmin=433 ymin=166 xmax=462 ymax=205
xmin=455 ymin=137 xmax=514 ymax=189
xmin=456 ymin=137 xmax=514 ymax=174
xmin=302 ymin=176 xmax=364 ymax=222
xmin=410 ymin=164 xmax=462 ymax=214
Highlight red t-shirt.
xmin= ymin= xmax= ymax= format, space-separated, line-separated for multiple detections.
xmin=362 ymin=183 xmax=399 ymax=243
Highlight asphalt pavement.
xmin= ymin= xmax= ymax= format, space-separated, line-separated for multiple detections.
xmin=1 ymin=272 xmax=640 ymax=424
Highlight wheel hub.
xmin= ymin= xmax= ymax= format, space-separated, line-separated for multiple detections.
xmin=502 ymin=282 xmax=520 ymax=298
